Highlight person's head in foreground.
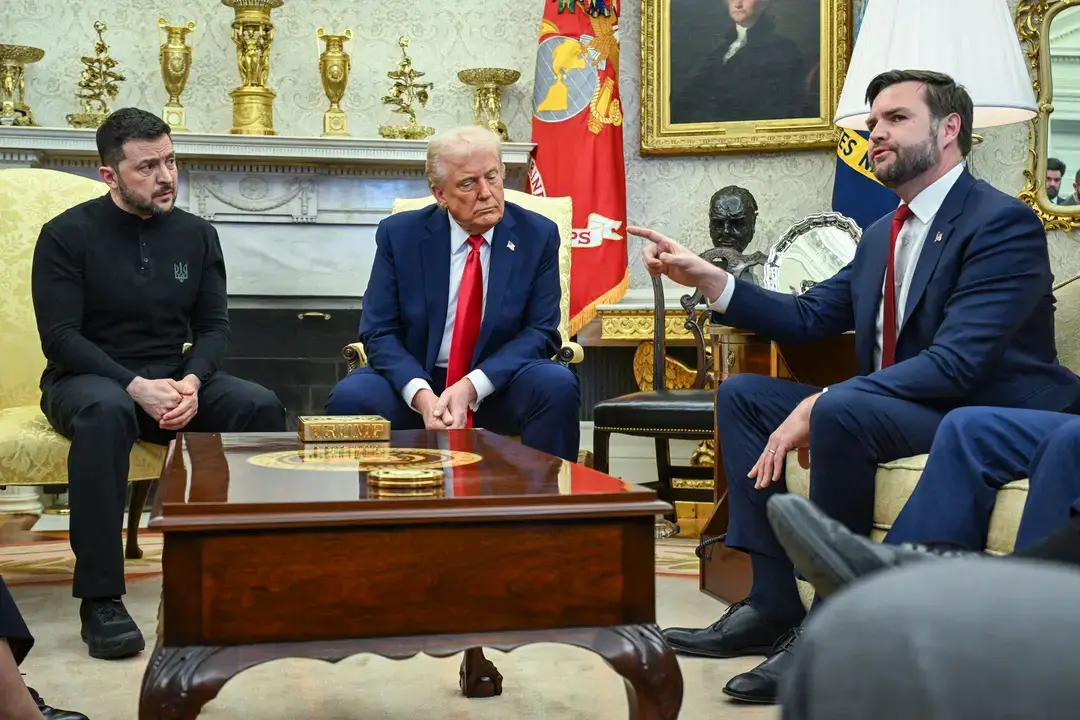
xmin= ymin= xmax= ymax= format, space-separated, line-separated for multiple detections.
xmin=95 ymin=107 xmax=177 ymax=219
xmin=426 ymin=125 xmax=506 ymax=236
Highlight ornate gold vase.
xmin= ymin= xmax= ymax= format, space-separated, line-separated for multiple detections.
xmin=458 ymin=67 xmax=520 ymax=141
xmin=158 ymin=18 xmax=196 ymax=132
xmin=222 ymin=0 xmax=283 ymax=135
xmin=316 ymin=28 xmax=352 ymax=137
xmin=0 ymin=44 xmax=44 ymax=127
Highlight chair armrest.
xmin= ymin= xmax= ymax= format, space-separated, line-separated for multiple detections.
xmin=557 ymin=341 xmax=584 ymax=366
xmin=342 ymin=342 xmax=368 ymax=372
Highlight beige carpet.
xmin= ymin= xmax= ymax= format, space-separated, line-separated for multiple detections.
xmin=11 ymin=576 xmax=779 ymax=719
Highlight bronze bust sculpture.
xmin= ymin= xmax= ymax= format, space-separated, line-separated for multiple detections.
xmin=702 ymin=185 xmax=768 ymax=284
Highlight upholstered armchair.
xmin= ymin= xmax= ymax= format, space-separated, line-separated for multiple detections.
xmin=341 ymin=188 xmax=585 ymax=371
xmin=0 ymin=168 xmax=164 ymax=559
xmin=784 ymin=271 xmax=1080 ymax=606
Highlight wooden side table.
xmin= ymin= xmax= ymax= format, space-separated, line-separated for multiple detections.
xmin=698 ymin=326 xmax=858 ymax=603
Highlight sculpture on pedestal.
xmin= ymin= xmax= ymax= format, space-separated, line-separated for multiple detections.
xmin=66 ymin=21 xmax=125 ymax=129
xmin=458 ymin=68 xmax=519 ymax=141
xmin=222 ymin=0 xmax=283 ymax=136
xmin=0 ymin=44 xmax=44 ymax=127
xmin=702 ymin=185 xmax=768 ymax=283
xmin=378 ymin=37 xmax=434 ymax=140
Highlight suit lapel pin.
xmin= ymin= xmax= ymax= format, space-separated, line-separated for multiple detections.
xmin=934 ymin=232 xmax=942 ymax=243
xmin=507 ymin=241 xmax=516 ymax=252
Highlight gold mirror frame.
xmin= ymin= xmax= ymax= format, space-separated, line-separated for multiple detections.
xmin=1017 ymin=0 xmax=1080 ymax=230
xmin=640 ymin=0 xmax=852 ymax=156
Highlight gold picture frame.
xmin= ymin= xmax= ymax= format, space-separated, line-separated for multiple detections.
xmin=1016 ymin=0 xmax=1080 ymax=230
xmin=640 ymin=0 xmax=852 ymax=156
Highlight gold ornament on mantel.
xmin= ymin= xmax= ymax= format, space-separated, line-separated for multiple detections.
xmin=158 ymin=18 xmax=196 ymax=132
xmin=378 ymin=36 xmax=434 ymax=140
xmin=0 ymin=44 xmax=44 ymax=127
xmin=316 ymin=27 xmax=352 ymax=137
xmin=222 ymin=0 xmax=283 ymax=136
xmin=67 ymin=21 xmax=125 ymax=129
xmin=458 ymin=68 xmax=519 ymax=141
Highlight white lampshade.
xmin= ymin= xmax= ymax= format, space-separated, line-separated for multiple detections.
xmin=835 ymin=0 xmax=1037 ymax=130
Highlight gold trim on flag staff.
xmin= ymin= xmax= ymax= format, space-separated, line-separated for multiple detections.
xmin=297 ymin=415 xmax=391 ymax=442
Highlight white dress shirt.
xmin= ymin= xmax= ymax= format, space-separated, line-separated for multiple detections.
xmin=401 ymin=217 xmax=496 ymax=412
xmin=709 ymin=162 xmax=966 ymax=374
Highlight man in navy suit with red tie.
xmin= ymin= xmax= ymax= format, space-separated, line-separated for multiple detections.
xmin=326 ymin=125 xmax=580 ymax=461
xmin=629 ymin=69 xmax=1080 ymax=703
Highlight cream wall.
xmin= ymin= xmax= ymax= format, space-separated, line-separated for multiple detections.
xmin=3 ymin=0 xmax=1079 ymax=287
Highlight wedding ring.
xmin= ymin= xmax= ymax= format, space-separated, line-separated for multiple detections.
xmin=767 ymin=449 xmax=776 ymax=455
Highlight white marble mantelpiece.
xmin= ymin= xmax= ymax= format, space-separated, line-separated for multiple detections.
xmin=0 ymin=128 xmax=536 ymax=299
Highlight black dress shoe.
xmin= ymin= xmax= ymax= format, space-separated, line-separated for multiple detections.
xmin=766 ymin=494 xmax=982 ymax=599
xmin=661 ymin=598 xmax=792 ymax=658
xmin=80 ymin=598 xmax=145 ymax=660
xmin=723 ymin=627 xmax=802 ymax=704
xmin=28 ymin=688 xmax=90 ymax=719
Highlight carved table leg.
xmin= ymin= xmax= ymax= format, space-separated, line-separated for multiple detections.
xmin=139 ymin=645 xmax=231 ymax=719
xmin=590 ymin=625 xmax=683 ymax=720
xmin=459 ymin=647 xmax=503 ymax=698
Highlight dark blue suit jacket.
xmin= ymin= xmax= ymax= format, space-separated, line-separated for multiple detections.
xmin=714 ymin=170 xmax=1080 ymax=413
xmin=359 ymin=201 xmax=562 ymax=394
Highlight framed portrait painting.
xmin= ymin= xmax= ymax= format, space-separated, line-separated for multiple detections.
xmin=640 ymin=0 xmax=853 ymax=155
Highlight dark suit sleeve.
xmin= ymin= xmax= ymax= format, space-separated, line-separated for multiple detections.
xmin=359 ymin=221 xmax=431 ymax=393
xmin=829 ymin=204 xmax=1051 ymax=400
xmin=31 ymin=224 xmax=137 ymax=387
xmin=713 ymin=261 xmax=856 ymax=344
xmin=182 ymin=227 xmax=230 ymax=383
xmin=474 ymin=222 xmax=562 ymax=390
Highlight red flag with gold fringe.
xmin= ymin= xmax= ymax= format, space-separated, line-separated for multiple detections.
xmin=529 ymin=0 xmax=628 ymax=336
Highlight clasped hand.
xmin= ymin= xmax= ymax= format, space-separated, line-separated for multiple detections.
xmin=127 ymin=375 xmax=201 ymax=430
xmin=414 ymin=379 xmax=478 ymax=430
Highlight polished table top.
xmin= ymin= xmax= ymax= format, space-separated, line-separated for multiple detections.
xmin=151 ymin=430 xmax=668 ymax=531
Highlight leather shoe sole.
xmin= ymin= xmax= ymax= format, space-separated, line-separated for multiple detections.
xmin=722 ymin=685 xmax=777 ymax=704
xmin=665 ymin=637 xmax=776 ymax=659
xmin=767 ymin=494 xmax=862 ymax=598
xmin=82 ymin=626 xmax=145 ymax=660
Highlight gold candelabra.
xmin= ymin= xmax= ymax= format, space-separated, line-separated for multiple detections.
xmin=0 ymin=44 xmax=44 ymax=127
xmin=316 ymin=27 xmax=352 ymax=137
xmin=222 ymin=0 xmax=283 ymax=135
xmin=458 ymin=68 xmax=520 ymax=141
xmin=67 ymin=21 xmax=125 ymax=129
xmin=158 ymin=18 xmax=196 ymax=132
xmin=378 ymin=37 xmax=434 ymax=140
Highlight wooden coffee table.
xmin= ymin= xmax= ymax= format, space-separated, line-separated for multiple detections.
xmin=138 ymin=430 xmax=682 ymax=719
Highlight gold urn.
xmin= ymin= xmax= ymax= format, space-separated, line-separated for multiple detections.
xmin=158 ymin=18 xmax=196 ymax=132
xmin=458 ymin=67 xmax=520 ymax=141
xmin=0 ymin=44 xmax=44 ymax=127
xmin=316 ymin=28 xmax=352 ymax=137
xmin=222 ymin=0 xmax=284 ymax=135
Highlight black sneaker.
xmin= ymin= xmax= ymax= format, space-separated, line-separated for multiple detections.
xmin=28 ymin=687 xmax=90 ymax=719
xmin=79 ymin=598 xmax=145 ymax=660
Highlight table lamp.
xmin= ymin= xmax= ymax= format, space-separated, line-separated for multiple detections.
xmin=834 ymin=0 xmax=1036 ymax=131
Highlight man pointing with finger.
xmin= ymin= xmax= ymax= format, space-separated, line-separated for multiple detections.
xmin=325 ymin=125 xmax=579 ymax=460
xmin=631 ymin=70 xmax=1080 ymax=704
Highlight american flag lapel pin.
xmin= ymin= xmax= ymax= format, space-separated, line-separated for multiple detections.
xmin=507 ymin=240 xmax=516 ymax=251
xmin=934 ymin=232 xmax=943 ymax=243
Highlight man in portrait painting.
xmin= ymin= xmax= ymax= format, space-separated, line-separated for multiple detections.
xmin=671 ymin=0 xmax=815 ymax=125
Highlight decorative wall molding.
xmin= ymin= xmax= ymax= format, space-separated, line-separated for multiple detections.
xmin=0 ymin=127 xmax=535 ymax=169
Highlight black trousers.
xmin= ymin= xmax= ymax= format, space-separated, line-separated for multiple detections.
xmin=0 ymin=575 xmax=33 ymax=665
xmin=41 ymin=369 xmax=285 ymax=599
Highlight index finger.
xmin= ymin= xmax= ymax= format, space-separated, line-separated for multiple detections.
xmin=626 ymin=225 xmax=664 ymax=244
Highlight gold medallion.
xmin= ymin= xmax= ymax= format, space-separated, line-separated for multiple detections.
xmin=367 ymin=467 xmax=445 ymax=489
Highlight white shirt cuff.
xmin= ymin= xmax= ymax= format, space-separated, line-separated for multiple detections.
xmin=465 ymin=369 xmax=495 ymax=411
xmin=402 ymin=378 xmax=433 ymax=412
xmin=707 ymin=277 xmax=737 ymax=313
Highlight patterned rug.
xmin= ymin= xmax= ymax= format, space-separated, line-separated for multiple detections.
xmin=0 ymin=535 xmax=700 ymax=586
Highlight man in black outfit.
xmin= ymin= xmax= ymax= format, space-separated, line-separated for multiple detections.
xmin=1 ymin=576 xmax=87 ymax=718
xmin=31 ymin=107 xmax=285 ymax=660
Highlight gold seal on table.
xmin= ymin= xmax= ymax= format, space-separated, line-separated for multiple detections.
xmin=367 ymin=467 xmax=444 ymax=489
xmin=297 ymin=415 xmax=390 ymax=442
xmin=368 ymin=485 xmax=446 ymax=499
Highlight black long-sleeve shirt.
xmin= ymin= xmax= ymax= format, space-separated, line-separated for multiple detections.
xmin=31 ymin=193 xmax=229 ymax=389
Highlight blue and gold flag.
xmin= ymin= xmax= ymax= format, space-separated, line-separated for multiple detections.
xmin=831 ymin=127 xmax=898 ymax=230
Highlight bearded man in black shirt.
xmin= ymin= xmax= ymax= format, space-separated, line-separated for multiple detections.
xmin=31 ymin=108 xmax=285 ymax=660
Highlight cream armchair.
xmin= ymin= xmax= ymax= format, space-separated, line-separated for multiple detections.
xmin=784 ymin=271 xmax=1080 ymax=605
xmin=341 ymin=188 xmax=584 ymax=371
xmin=0 ymin=168 xmax=165 ymax=559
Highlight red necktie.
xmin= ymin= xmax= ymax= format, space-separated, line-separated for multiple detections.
xmin=446 ymin=235 xmax=485 ymax=428
xmin=881 ymin=204 xmax=914 ymax=369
